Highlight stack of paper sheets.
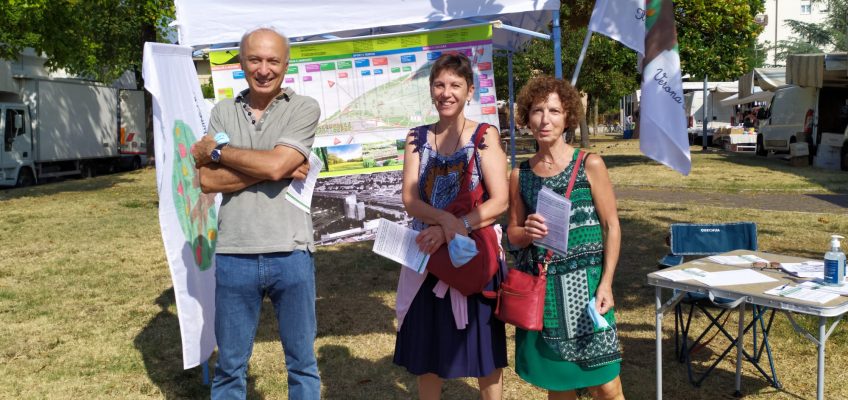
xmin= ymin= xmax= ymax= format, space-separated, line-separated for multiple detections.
xmin=655 ymin=268 xmax=777 ymax=286
xmin=764 ymin=282 xmax=841 ymax=304
xmin=707 ymin=254 xmax=769 ymax=266
xmin=779 ymin=261 xmax=825 ymax=279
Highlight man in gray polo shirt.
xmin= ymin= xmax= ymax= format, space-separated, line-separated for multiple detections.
xmin=191 ymin=27 xmax=321 ymax=400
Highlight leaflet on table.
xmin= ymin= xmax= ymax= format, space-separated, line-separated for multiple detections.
xmin=780 ymin=261 xmax=824 ymax=279
xmin=285 ymin=152 xmax=325 ymax=213
xmin=764 ymin=282 xmax=840 ymax=304
xmin=372 ymin=219 xmax=430 ymax=274
xmin=708 ymin=254 xmax=769 ymax=266
xmin=798 ymin=281 xmax=848 ymax=296
xmin=654 ymin=268 xmax=708 ymax=282
xmin=692 ymin=269 xmax=778 ymax=286
xmin=533 ymin=186 xmax=571 ymax=256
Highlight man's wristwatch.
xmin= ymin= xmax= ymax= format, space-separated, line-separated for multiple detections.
xmin=210 ymin=143 xmax=226 ymax=163
xmin=211 ymin=132 xmax=230 ymax=163
xmin=462 ymin=215 xmax=473 ymax=233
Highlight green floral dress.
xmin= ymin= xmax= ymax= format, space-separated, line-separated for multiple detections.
xmin=513 ymin=149 xmax=622 ymax=391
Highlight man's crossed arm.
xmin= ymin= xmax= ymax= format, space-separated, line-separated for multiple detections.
xmin=191 ymin=134 xmax=309 ymax=194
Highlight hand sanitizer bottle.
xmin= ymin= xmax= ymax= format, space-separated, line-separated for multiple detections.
xmin=824 ymin=234 xmax=846 ymax=286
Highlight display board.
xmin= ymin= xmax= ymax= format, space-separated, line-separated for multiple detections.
xmin=209 ymin=26 xmax=500 ymax=244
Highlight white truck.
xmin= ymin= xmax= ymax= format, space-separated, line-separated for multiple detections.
xmin=758 ymin=53 xmax=848 ymax=169
xmin=0 ymin=53 xmax=146 ymax=187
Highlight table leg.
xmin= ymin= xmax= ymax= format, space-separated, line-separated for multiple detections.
xmin=656 ymin=286 xmax=663 ymax=400
xmin=734 ymin=302 xmax=745 ymax=397
xmin=818 ymin=316 xmax=826 ymax=400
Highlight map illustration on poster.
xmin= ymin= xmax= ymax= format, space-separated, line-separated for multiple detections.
xmin=209 ymin=25 xmax=499 ymax=244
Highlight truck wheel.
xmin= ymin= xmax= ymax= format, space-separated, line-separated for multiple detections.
xmin=15 ymin=168 xmax=34 ymax=187
xmin=841 ymin=143 xmax=848 ymax=171
xmin=756 ymin=134 xmax=767 ymax=156
xmin=131 ymin=156 xmax=142 ymax=171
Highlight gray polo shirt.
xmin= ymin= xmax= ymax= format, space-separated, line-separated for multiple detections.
xmin=208 ymin=87 xmax=320 ymax=254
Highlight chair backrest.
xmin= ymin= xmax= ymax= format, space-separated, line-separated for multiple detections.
xmin=659 ymin=222 xmax=758 ymax=268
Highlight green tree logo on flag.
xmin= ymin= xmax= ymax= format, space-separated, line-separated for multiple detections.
xmin=172 ymin=120 xmax=217 ymax=270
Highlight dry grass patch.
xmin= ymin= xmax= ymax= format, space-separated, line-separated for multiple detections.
xmin=507 ymin=134 xmax=848 ymax=193
xmin=1 ymin=138 xmax=847 ymax=399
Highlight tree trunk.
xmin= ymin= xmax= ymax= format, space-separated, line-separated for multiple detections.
xmin=580 ymin=115 xmax=590 ymax=148
xmin=593 ymin=99 xmax=599 ymax=136
xmin=141 ymin=22 xmax=157 ymax=161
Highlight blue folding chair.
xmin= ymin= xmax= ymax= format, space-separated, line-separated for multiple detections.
xmin=658 ymin=222 xmax=781 ymax=390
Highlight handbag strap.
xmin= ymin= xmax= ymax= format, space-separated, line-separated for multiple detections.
xmin=537 ymin=149 xmax=586 ymax=274
xmin=458 ymin=123 xmax=491 ymax=190
xmin=564 ymin=149 xmax=585 ymax=200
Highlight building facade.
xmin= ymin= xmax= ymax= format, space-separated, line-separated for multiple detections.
xmin=758 ymin=0 xmax=830 ymax=66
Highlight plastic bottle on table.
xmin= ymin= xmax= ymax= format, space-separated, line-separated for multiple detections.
xmin=823 ymin=234 xmax=846 ymax=285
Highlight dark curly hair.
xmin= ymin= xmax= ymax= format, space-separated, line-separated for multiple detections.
xmin=429 ymin=53 xmax=474 ymax=87
xmin=515 ymin=76 xmax=583 ymax=130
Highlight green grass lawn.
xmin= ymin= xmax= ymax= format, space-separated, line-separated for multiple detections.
xmin=1 ymin=137 xmax=848 ymax=399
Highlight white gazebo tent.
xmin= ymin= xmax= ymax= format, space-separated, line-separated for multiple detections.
xmin=173 ymin=0 xmax=563 ymax=166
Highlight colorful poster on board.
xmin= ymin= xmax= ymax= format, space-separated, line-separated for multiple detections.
xmin=209 ymin=26 xmax=498 ymax=244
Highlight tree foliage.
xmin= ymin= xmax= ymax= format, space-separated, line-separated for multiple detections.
xmin=495 ymin=0 xmax=764 ymax=119
xmin=493 ymin=0 xmax=639 ymax=117
xmin=775 ymin=0 xmax=848 ymax=64
xmin=0 ymin=0 xmax=175 ymax=84
xmin=674 ymin=0 xmax=765 ymax=80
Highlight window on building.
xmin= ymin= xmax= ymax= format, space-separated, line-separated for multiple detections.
xmin=801 ymin=0 xmax=812 ymax=14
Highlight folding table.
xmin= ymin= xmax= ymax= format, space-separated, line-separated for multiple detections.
xmin=648 ymin=250 xmax=848 ymax=400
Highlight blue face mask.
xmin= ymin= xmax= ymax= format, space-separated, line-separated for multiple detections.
xmin=587 ymin=298 xmax=610 ymax=329
xmin=448 ymin=234 xmax=479 ymax=268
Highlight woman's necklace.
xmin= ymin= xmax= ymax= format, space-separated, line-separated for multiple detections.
xmin=434 ymin=118 xmax=467 ymax=157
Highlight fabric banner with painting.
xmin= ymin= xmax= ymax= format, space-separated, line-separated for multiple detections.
xmin=143 ymin=42 xmax=218 ymax=369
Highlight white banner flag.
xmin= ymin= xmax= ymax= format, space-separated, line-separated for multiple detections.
xmin=588 ymin=0 xmax=646 ymax=55
xmin=639 ymin=0 xmax=690 ymax=175
xmin=142 ymin=42 xmax=219 ymax=369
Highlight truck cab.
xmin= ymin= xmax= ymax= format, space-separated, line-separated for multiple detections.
xmin=0 ymin=103 xmax=35 ymax=186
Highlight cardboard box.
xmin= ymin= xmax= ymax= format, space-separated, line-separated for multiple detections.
xmin=790 ymin=142 xmax=809 ymax=157
xmin=812 ymin=133 xmax=843 ymax=170
xmin=790 ymin=156 xmax=809 ymax=167
xmin=724 ymin=142 xmax=757 ymax=152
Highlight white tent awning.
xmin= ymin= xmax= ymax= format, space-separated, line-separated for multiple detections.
xmin=739 ymin=68 xmax=785 ymax=97
xmin=719 ymin=90 xmax=774 ymax=107
xmin=173 ymin=0 xmax=560 ymax=49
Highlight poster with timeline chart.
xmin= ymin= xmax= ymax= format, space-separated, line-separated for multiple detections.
xmin=208 ymin=25 xmax=499 ymax=245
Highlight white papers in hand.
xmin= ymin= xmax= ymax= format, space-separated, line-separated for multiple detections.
xmin=693 ymin=269 xmax=778 ymax=286
xmin=708 ymin=254 xmax=769 ymax=266
xmin=533 ymin=186 xmax=571 ymax=256
xmin=765 ymin=283 xmax=840 ymax=304
xmin=654 ymin=268 xmax=709 ymax=282
xmin=372 ymin=219 xmax=430 ymax=274
xmin=285 ymin=152 xmax=324 ymax=213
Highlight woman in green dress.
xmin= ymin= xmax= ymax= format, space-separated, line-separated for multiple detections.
xmin=506 ymin=76 xmax=624 ymax=400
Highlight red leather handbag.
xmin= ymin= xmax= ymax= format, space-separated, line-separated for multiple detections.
xmin=425 ymin=123 xmax=501 ymax=297
xmin=485 ymin=150 xmax=585 ymax=331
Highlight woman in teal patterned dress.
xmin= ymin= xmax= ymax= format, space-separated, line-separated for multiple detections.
xmin=506 ymin=76 xmax=624 ymax=400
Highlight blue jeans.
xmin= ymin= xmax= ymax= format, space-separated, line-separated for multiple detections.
xmin=211 ymin=251 xmax=320 ymax=400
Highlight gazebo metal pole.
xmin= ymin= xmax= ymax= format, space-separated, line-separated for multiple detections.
xmin=553 ymin=10 xmax=563 ymax=79
xmin=508 ymin=51 xmax=517 ymax=168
